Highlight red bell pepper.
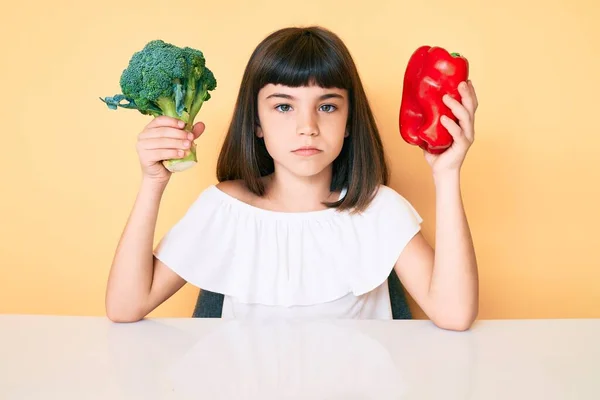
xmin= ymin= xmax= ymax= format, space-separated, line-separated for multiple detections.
xmin=399 ymin=45 xmax=469 ymax=154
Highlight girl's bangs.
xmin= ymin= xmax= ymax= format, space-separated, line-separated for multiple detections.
xmin=257 ymin=33 xmax=350 ymax=90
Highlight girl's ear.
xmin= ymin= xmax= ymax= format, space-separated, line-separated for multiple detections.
xmin=255 ymin=116 xmax=263 ymax=138
xmin=344 ymin=129 xmax=349 ymax=138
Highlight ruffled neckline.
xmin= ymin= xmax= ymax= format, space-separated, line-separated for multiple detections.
xmin=207 ymin=184 xmax=347 ymax=221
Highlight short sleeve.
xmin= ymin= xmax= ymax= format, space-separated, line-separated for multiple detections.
xmin=152 ymin=188 xmax=217 ymax=281
xmin=152 ymin=186 xmax=248 ymax=292
xmin=342 ymin=185 xmax=423 ymax=296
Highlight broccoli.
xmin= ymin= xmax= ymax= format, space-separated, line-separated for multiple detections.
xmin=100 ymin=39 xmax=217 ymax=172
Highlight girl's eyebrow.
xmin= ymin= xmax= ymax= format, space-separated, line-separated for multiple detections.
xmin=265 ymin=93 xmax=345 ymax=100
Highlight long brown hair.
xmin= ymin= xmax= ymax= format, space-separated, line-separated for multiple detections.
xmin=216 ymin=26 xmax=389 ymax=212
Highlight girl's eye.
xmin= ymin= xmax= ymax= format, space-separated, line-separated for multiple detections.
xmin=320 ymin=104 xmax=337 ymax=113
xmin=275 ymin=104 xmax=292 ymax=112
xmin=275 ymin=104 xmax=337 ymax=113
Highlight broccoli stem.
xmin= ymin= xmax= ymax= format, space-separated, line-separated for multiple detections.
xmin=157 ymin=95 xmax=195 ymax=132
xmin=183 ymin=78 xmax=196 ymax=116
xmin=162 ymin=142 xmax=197 ymax=172
xmin=187 ymin=88 xmax=208 ymax=129
xmin=156 ymin=97 xmax=179 ymax=119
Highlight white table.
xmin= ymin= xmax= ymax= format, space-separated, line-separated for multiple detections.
xmin=0 ymin=316 xmax=598 ymax=399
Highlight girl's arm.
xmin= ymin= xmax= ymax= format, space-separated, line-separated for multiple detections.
xmin=105 ymin=178 xmax=186 ymax=323
xmin=394 ymin=174 xmax=478 ymax=331
xmin=430 ymin=171 xmax=479 ymax=326
xmin=394 ymin=80 xmax=480 ymax=331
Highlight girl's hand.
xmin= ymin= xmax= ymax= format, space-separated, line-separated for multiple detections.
xmin=424 ymin=80 xmax=478 ymax=176
xmin=136 ymin=116 xmax=205 ymax=185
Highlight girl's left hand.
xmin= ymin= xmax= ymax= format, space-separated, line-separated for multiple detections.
xmin=424 ymin=80 xmax=479 ymax=175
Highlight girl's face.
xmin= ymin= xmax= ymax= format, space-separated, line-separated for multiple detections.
xmin=256 ymin=83 xmax=349 ymax=180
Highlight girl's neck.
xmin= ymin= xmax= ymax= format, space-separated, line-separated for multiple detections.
xmin=261 ymin=169 xmax=338 ymax=212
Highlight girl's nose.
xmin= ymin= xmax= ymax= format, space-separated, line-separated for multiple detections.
xmin=296 ymin=110 xmax=319 ymax=136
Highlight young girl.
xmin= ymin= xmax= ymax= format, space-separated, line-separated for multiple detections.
xmin=105 ymin=26 xmax=479 ymax=331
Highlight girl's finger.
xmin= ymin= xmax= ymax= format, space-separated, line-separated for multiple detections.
xmin=145 ymin=116 xmax=186 ymax=130
xmin=191 ymin=121 xmax=206 ymax=140
xmin=457 ymin=81 xmax=476 ymax=118
xmin=443 ymin=94 xmax=472 ymax=128
xmin=139 ymin=127 xmax=192 ymax=141
xmin=440 ymin=115 xmax=469 ymax=145
xmin=139 ymin=137 xmax=191 ymax=150
xmin=143 ymin=149 xmax=186 ymax=162
xmin=468 ymin=80 xmax=479 ymax=110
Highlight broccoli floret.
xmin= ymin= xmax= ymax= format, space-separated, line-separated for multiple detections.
xmin=100 ymin=39 xmax=217 ymax=172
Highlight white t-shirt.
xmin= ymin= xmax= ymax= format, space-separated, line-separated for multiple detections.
xmin=153 ymin=184 xmax=422 ymax=320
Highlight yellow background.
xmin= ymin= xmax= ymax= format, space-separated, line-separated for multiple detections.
xmin=1 ymin=0 xmax=598 ymax=319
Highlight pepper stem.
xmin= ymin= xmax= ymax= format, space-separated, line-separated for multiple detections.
xmin=450 ymin=52 xmax=461 ymax=57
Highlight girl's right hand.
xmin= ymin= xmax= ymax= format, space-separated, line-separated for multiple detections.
xmin=136 ymin=116 xmax=205 ymax=184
